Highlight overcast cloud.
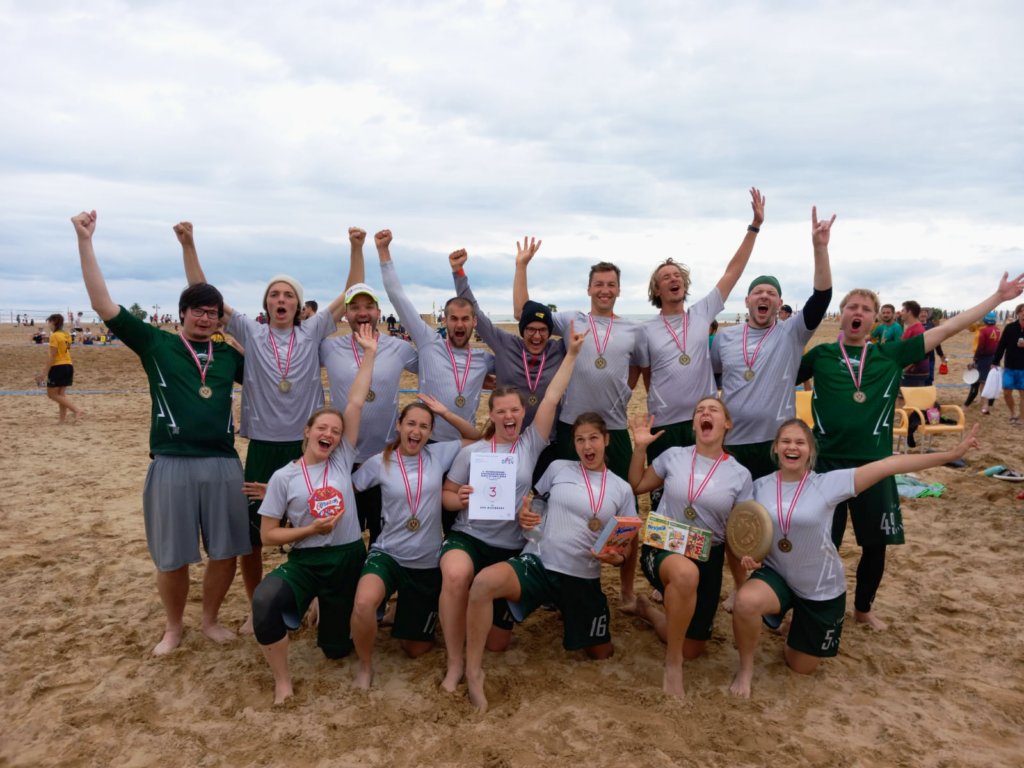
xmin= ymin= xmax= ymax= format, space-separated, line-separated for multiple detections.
xmin=1 ymin=0 xmax=1022 ymax=321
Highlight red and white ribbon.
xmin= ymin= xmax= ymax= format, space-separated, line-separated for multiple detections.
xmin=269 ymin=327 xmax=297 ymax=380
xmin=179 ymin=334 xmax=212 ymax=385
xmin=445 ymin=340 xmax=472 ymax=397
xmin=742 ymin=322 xmax=776 ymax=372
xmin=398 ymin=452 xmax=424 ymax=520
xmin=687 ymin=449 xmax=728 ymax=510
xmin=776 ymin=469 xmax=810 ymax=540
xmin=588 ymin=314 xmax=613 ymax=357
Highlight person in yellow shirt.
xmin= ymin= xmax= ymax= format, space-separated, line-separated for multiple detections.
xmin=35 ymin=313 xmax=84 ymax=425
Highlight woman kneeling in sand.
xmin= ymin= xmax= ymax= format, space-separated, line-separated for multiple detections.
xmin=626 ymin=398 xmax=754 ymax=697
xmin=730 ymin=419 xmax=980 ymax=699
xmin=462 ymin=413 xmax=637 ymax=711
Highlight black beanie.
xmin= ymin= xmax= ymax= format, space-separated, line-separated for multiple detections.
xmin=519 ymin=301 xmax=554 ymax=336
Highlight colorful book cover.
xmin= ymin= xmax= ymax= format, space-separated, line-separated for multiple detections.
xmin=641 ymin=512 xmax=713 ymax=563
xmin=594 ymin=516 xmax=643 ymax=555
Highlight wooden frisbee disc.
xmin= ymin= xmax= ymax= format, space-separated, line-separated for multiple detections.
xmin=726 ymin=501 xmax=773 ymax=562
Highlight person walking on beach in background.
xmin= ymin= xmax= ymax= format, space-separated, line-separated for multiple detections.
xmin=176 ymin=221 xmax=349 ymax=634
xmin=964 ymin=312 xmax=1000 ymax=412
xmin=35 ymin=313 xmax=84 ymax=425
xmin=918 ymin=308 xmax=946 ymax=385
xmin=869 ymin=304 xmax=902 ymax=345
xmin=993 ymin=303 xmax=1024 ymax=425
xmin=300 ymin=300 xmax=318 ymax=321
xmin=75 ymin=210 xmax=248 ymax=655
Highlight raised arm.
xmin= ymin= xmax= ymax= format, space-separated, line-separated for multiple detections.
xmin=326 ymin=227 xmax=368 ymax=322
xmin=174 ymin=222 xmax=234 ymax=321
xmin=418 ymin=393 xmax=483 ymax=442
xmin=924 ymin=272 xmax=1024 ymax=354
xmin=450 ymin=249 xmax=501 ymax=345
xmin=853 ymin=424 xmax=980 ymax=495
xmin=716 ymin=187 xmax=765 ymax=300
xmin=796 ymin=206 xmax=836 ymax=331
xmin=628 ymin=413 xmax=666 ymax=494
xmin=375 ymin=229 xmax=434 ymax=349
xmin=533 ymin=320 xmax=588 ymax=441
xmin=73 ymin=211 xmax=119 ymax=321
xmin=512 ymin=236 xmax=541 ymax=320
xmin=342 ymin=323 xmax=378 ymax=447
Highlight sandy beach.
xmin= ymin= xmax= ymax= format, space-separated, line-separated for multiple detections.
xmin=2 ymin=320 xmax=1023 ymax=768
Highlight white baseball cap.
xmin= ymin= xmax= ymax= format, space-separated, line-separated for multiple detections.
xmin=345 ymin=283 xmax=379 ymax=305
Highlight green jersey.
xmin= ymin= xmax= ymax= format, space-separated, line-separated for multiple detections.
xmin=797 ymin=335 xmax=926 ymax=462
xmin=870 ymin=322 xmax=902 ymax=345
xmin=106 ymin=306 xmax=245 ymax=458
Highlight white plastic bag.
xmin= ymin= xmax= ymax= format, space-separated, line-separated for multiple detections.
xmin=981 ymin=366 xmax=1003 ymax=400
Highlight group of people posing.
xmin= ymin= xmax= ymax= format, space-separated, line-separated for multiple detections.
xmin=70 ymin=189 xmax=1023 ymax=709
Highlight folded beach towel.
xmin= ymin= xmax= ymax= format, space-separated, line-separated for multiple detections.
xmin=896 ymin=475 xmax=946 ymax=499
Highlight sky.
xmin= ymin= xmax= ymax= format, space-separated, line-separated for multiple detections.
xmin=1 ymin=0 xmax=1022 ymax=323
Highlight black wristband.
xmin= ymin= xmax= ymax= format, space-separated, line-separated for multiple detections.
xmin=747 ymin=224 xmax=760 ymax=233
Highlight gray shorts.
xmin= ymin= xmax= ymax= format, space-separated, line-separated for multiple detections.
xmin=143 ymin=455 xmax=252 ymax=572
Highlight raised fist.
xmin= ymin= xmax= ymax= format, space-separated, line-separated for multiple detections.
xmin=173 ymin=222 xmax=194 ymax=246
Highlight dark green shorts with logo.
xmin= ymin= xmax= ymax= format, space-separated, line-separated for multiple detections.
xmin=507 ymin=553 xmax=611 ymax=651
xmin=819 ymin=456 xmax=905 ymax=548
xmin=244 ymin=438 xmax=304 ymax=547
xmin=440 ymin=530 xmax=521 ymax=630
xmin=749 ymin=565 xmax=845 ymax=658
xmin=269 ymin=539 xmax=367 ymax=658
xmin=360 ymin=550 xmax=442 ymax=642
xmin=640 ymin=542 xmax=725 ymax=641
xmin=727 ymin=440 xmax=776 ymax=481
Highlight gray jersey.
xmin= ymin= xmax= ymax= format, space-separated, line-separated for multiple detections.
xmin=259 ymin=439 xmax=361 ymax=549
xmin=227 ymin=309 xmax=336 ymax=442
xmin=353 ymin=441 xmax=462 ymax=568
xmin=447 ymin=425 xmax=548 ymax=550
xmin=711 ymin=314 xmax=815 ymax=445
xmin=454 ymin=273 xmax=565 ymax=429
xmin=753 ymin=469 xmax=855 ymax=601
xmin=651 ymin=446 xmax=754 ymax=545
xmin=636 ymin=288 xmax=723 ymax=426
xmin=381 ymin=260 xmax=495 ymax=441
xmin=523 ymin=460 xmax=636 ymax=579
xmin=320 ymin=333 xmax=418 ymax=463
xmin=553 ymin=311 xmax=639 ymax=431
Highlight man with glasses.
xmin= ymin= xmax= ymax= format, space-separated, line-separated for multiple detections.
xmin=73 ymin=210 xmax=248 ymax=656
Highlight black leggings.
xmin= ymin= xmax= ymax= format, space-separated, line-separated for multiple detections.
xmin=252 ymin=575 xmax=298 ymax=646
xmin=853 ymin=545 xmax=886 ymax=614
xmin=964 ymin=356 xmax=995 ymax=407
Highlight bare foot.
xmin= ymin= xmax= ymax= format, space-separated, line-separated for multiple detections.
xmin=304 ymin=598 xmax=320 ymax=628
xmin=662 ymin=663 xmax=685 ymax=698
xmin=71 ymin=410 xmax=86 ymax=425
xmin=201 ymin=621 xmax=237 ymax=644
xmin=440 ymin=665 xmax=463 ymax=693
xmin=152 ymin=626 xmax=184 ymax=656
xmin=651 ymin=589 xmax=664 ymax=604
xmin=730 ymin=667 xmax=753 ymax=699
xmin=379 ymin=602 xmax=396 ymax=628
xmin=352 ymin=665 xmax=374 ymax=690
xmin=768 ymin=615 xmax=792 ymax=639
xmin=722 ymin=589 xmax=737 ymax=613
xmin=273 ymin=680 xmax=293 ymax=705
xmin=855 ymin=610 xmax=888 ymax=631
xmin=467 ymin=670 xmax=488 ymax=712
xmin=620 ymin=593 xmax=648 ymax=616
xmin=238 ymin=613 xmax=254 ymax=635
xmin=619 ymin=592 xmax=637 ymax=611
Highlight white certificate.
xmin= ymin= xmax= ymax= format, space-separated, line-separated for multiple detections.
xmin=468 ymin=452 xmax=520 ymax=521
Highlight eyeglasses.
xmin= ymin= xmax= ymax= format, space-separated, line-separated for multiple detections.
xmin=523 ymin=327 xmax=549 ymax=336
xmin=188 ymin=307 xmax=220 ymax=319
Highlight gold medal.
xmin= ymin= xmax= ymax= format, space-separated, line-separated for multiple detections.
xmin=527 ymin=394 xmax=538 ymax=406
xmin=743 ymin=369 xmax=755 ymax=381
xmin=778 ymin=537 xmax=793 ymax=553
xmin=455 ymin=394 xmax=467 ymax=408
xmin=366 ymin=389 xmax=376 ymax=402
xmin=595 ymin=356 xmax=607 ymax=369
xmin=278 ymin=379 xmax=292 ymax=394
xmin=588 ymin=517 xmax=602 ymax=532
xmin=853 ymin=390 xmax=866 ymax=403
xmin=684 ymin=506 xmax=697 ymax=520
xmin=679 ymin=354 xmax=690 ymax=366
xmin=406 ymin=518 xmax=421 ymax=532
xmin=198 ymin=385 xmax=213 ymax=399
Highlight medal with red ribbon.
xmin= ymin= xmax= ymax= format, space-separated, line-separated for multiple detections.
xmin=581 ymin=464 xmax=608 ymax=532
xmin=301 ymin=456 xmax=345 ymax=519
xmin=445 ymin=340 xmax=472 ymax=408
xmin=350 ymin=335 xmax=376 ymax=402
xmin=838 ymin=332 xmax=869 ymax=403
xmin=270 ymin=327 xmax=296 ymax=394
xmin=491 ymin=435 xmax=520 ymax=454
xmin=685 ymin=449 xmax=728 ymax=521
xmin=521 ymin=349 xmax=546 ymax=406
xmin=398 ymin=452 xmax=424 ymax=532
xmin=588 ymin=314 xmax=613 ymax=370
xmin=662 ymin=312 xmax=690 ymax=366
xmin=179 ymin=334 xmax=214 ymax=398
xmin=775 ymin=469 xmax=809 ymax=553
xmin=741 ymin=322 xmax=776 ymax=381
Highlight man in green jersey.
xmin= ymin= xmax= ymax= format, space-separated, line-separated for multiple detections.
xmin=799 ymin=273 xmax=1024 ymax=630
xmin=74 ymin=211 xmax=249 ymax=656
xmin=869 ymin=303 xmax=902 ymax=345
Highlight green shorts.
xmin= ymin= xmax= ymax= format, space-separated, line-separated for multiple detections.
xmin=556 ymin=422 xmax=636 ymax=511
xmin=727 ymin=440 xmax=776 ymax=481
xmin=640 ymin=542 xmax=725 ymax=641
xmin=749 ymin=566 xmax=845 ymax=658
xmin=440 ymin=530 xmax=521 ymax=630
xmin=269 ymin=539 xmax=367 ymax=658
xmin=507 ymin=553 xmax=611 ymax=651
xmin=360 ymin=550 xmax=441 ymax=642
xmin=819 ymin=456 xmax=905 ymax=547
xmin=646 ymin=420 xmax=695 ymax=511
xmin=244 ymin=438 xmax=304 ymax=547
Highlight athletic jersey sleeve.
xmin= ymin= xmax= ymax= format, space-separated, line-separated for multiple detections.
xmin=225 ymin=344 xmax=245 ymax=384
xmin=430 ymin=440 xmax=464 ymax=473
xmin=800 ymin=287 xmax=832 ymax=332
xmin=819 ymin=468 xmax=857 ymax=507
xmin=894 ymin=334 xmax=928 ymax=368
xmin=736 ymin=466 xmax=755 ymax=502
xmin=613 ymin=477 xmax=636 ymax=517
xmin=536 ymin=460 xmax=570 ymax=496
xmin=352 ymin=454 xmax=383 ymax=493
xmin=328 ymin=437 xmax=357 ymax=476
xmin=650 ymin=447 xmax=679 ymax=480
xmin=399 ymin=339 xmax=419 ymax=374
xmin=104 ymin=306 xmax=159 ymax=354
xmin=309 ymin=307 xmax=338 ymax=342
xmin=225 ymin=311 xmax=258 ymax=347
xmin=259 ymin=469 xmax=290 ymax=520
xmin=380 ymin=259 xmax=434 ymax=349
xmin=796 ymin=345 xmax=820 ymax=384
xmin=552 ymin=311 xmax=575 ymax=338
xmin=455 ymin=273 xmax=504 ymax=350
xmin=446 ymin=442 xmax=476 ymax=487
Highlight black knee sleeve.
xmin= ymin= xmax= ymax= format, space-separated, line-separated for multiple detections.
xmin=854 ymin=545 xmax=887 ymax=614
xmin=252 ymin=576 xmax=298 ymax=646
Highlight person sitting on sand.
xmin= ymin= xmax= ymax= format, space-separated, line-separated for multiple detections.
xmin=626 ymin=398 xmax=754 ymax=698
xmin=462 ymin=412 xmax=637 ymax=711
xmin=729 ymin=419 xmax=981 ymax=699
xmin=35 ymin=313 xmax=84 ymax=425
xmin=436 ymin=320 xmax=587 ymax=693
xmin=348 ymin=397 xmax=482 ymax=690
